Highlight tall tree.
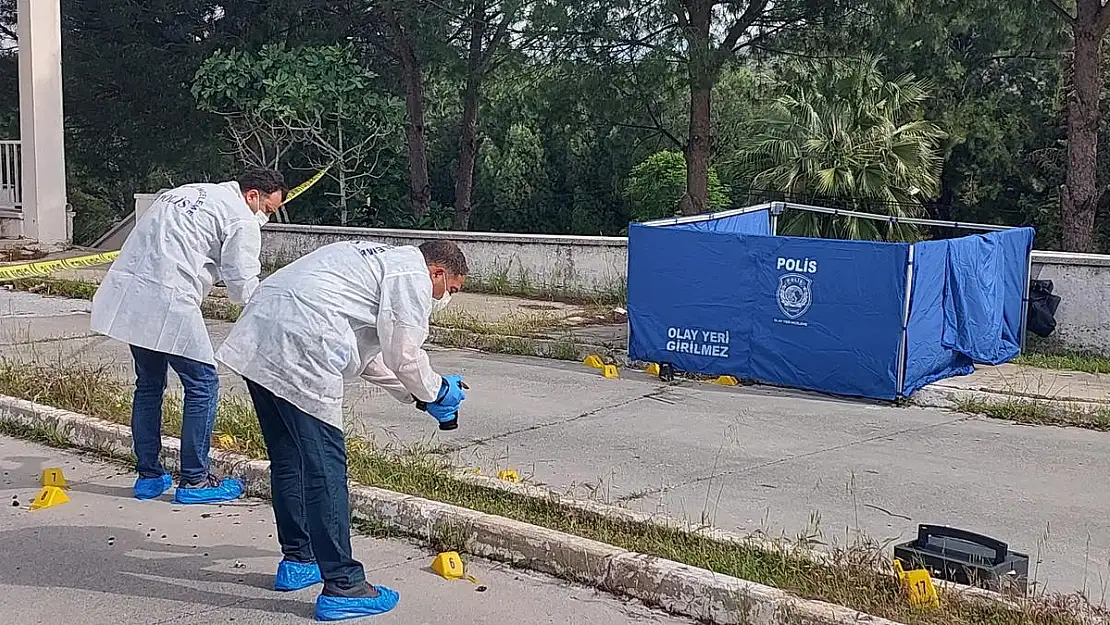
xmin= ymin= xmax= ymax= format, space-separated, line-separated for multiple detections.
xmin=786 ymin=0 xmax=1068 ymax=245
xmin=545 ymin=0 xmax=844 ymax=216
xmin=671 ymin=0 xmax=769 ymax=216
xmin=324 ymin=1 xmax=452 ymax=219
xmin=1046 ymin=0 xmax=1110 ymax=251
xmin=193 ymin=44 xmax=404 ymax=225
xmin=378 ymin=5 xmax=437 ymax=219
xmin=449 ymin=0 xmax=529 ymax=229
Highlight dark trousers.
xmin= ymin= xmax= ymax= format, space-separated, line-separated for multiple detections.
xmin=130 ymin=345 xmax=219 ymax=486
xmin=245 ymin=378 xmax=367 ymax=594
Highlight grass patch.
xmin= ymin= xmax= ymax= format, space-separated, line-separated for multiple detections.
xmin=0 ymin=360 xmax=1099 ymax=625
xmin=9 ymin=277 xmax=98 ymax=300
xmin=200 ymin=299 xmax=241 ymax=322
xmin=956 ymin=397 xmax=1110 ymax=431
xmin=1014 ymin=352 xmax=1110 ymax=376
xmin=7 ymin=277 xmax=243 ymax=323
xmin=430 ymin=308 xmax=560 ymax=337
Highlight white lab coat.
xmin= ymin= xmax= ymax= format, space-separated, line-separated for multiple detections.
xmin=215 ymin=240 xmax=443 ymax=430
xmin=90 ymin=181 xmax=262 ymax=366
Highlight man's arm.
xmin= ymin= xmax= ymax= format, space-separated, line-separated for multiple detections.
xmin=360 ymin=352 xmax=415 ymax=404
xmin=219 ymin=219 xmax=263 ymax=305
xmin=376 ymin=271 xmax=442 ymax=402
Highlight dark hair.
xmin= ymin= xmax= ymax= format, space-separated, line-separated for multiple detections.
xmin=419 ymin=240 xmax=469 ymax=277
xmin=238 ymin=168 xmax=288 ymax=199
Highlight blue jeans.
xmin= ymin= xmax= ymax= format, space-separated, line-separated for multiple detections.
xmin=245 ymin=378 xmax=367 ymax=595
xmin=130 ymin=345 xmax=219 ymax=486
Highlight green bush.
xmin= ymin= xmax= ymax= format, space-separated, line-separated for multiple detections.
xmin=624 ymin=150 xmax=730 ymax=222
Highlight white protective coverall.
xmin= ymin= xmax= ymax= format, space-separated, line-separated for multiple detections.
xmin=89 ymin=182 xmax=263 ymax=365
xmin=214 ymin=240 xmax=443 ymax=430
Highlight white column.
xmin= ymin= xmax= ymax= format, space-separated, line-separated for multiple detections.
xmin=17 ymin=0 xmax=68 ymax=245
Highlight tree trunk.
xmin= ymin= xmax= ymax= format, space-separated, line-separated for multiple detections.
xmin=1062 ymin=14 xmax=1103 ymax=252
xmin=400 ymin=50 xmax=431 ymax=219
xmin=683 ymin=84 xmax=712 ymax=216
xmin=453 ymin=78 xmax=481 ymax=230
xmin=338 ymin=167 xmax=348 ymax=226
xmin=385 ymin=10 xmax=431 ymax=219
xmin=338 ymin=120 xmax=348 ymax=226
xmin=453 ymin=0 xmax=487 ymax=231
xmin=679 ymin=0 xmax=713 ymax=217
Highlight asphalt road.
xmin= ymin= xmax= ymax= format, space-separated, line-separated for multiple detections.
xmin=2 ymin=289 xmax=1109 ymax=597
xmin=0 ymin=435 xmax=692 ymax=624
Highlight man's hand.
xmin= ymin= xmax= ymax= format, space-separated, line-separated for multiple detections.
xmin=414 ymin=375 xmax=468 ymax=430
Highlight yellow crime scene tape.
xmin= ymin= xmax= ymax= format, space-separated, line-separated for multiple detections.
xmin=284 ymin=166 xmax=328 ymax=205
xmin=0 ymin=168 xmax=328 ymax=282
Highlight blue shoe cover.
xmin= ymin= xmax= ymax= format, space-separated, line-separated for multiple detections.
xmin=275 ymin=560 xmax=322 ymax=591
xmin=133 ymin=474 xmax=173 ymax=500
xmin=315 ymin=587 xmax=400 ymax=621
xmin=173 ymin=477 xmax=244 ymax=504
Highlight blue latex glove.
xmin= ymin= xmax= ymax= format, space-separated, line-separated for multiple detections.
xmin=426 ymin=401 xmax=459 ymax=428
xmin=416 ymin=375 xmax=467 ymax=430
xmin=438 ymin=375 xmax=466 ymax=406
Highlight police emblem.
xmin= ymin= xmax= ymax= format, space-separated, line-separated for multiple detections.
xmin=777 ymin=273 xmax=812 ymax=319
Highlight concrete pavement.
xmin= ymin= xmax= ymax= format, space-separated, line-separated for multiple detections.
xmin=3 ymin=289 xmax=1110 ymax=597
xmin=0 ymin=435 xmax=692 ymax=625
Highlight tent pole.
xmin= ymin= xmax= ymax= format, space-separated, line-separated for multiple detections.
xmin=896 ymin=245 xmax=916 ymax=398
xmin=779 ymin=201 xmax=1013 ymax=233
xmin=1019 ymin=249 xmax=1033 ymax=353
xmin=641 ymin=202 xmax=773 ymax=227
xmin=769 ymin=201 xmax=783 ymax=235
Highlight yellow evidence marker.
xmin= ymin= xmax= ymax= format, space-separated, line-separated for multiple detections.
xmin=583 ymin=354 xmax=604 ymax=369
xmin=602 ymin=364 xmax=619 ymax=379
xmin=432 ymin=552 xmax=466 ymax=580
xmin=892 ymin=559 xmax=940 ymax=609
xmin=41 ymin=467 xmax=67 ymax=489
xmin=497 ymin=469 xmax=520 ymax=483
xmin=645 ymin=363 xmax=661 ymax=376
xmin=29 ymin=486 xmax=69 ymax=510
xmin=713 ymin=375 xmax=739 ymax=386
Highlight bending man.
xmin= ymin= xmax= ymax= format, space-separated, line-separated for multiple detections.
xmin=216 ymin=239 xmax=468 ymax=621
xmin=90 ymin=168 xmax=287 ymax=503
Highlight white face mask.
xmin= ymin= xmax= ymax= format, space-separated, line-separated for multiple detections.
xmin=431 ymin=274 xmax=452 ymax=314
xmin=256 ymin=210 xmax=271 ymax=225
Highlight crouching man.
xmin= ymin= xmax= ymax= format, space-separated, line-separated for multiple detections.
xmin=215 ymin=239 xmax=469 ymax=621
xmin=90 ymin=168 xmax=286 ymax=503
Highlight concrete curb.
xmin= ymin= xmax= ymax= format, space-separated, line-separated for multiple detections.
xmin=913 ymin=384 xmax=1110 ymax=420
xmin=448 ymin=471 xmax=1034 ymax=606
xmin=0 ymin=393 xmax=906 ymax=625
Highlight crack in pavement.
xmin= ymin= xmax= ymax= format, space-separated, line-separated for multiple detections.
xmin=451 ymin=388 xmax=671 ymax=451
xmin=0 ymin=331 xmax=98 ymax=347
xmin=863 ymin=503 xmax=913 ymax=521
xmin=617 ymin=414 xmax=976 ymax=502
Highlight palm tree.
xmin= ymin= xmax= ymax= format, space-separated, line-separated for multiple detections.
xmin=728 ymin=55 xmax=947 ymax=241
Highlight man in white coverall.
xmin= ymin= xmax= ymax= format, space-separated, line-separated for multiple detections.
xmin=89 ymin=168 xmax=287 ymax=504
xmin=216 ymin=239 xmax=468 ymax=622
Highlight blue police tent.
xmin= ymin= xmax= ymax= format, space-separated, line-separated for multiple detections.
xmin=627 ymin=202 xmax=1035 ymax=401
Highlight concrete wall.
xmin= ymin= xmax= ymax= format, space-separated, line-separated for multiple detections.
xmin=260 ymin=224 xmax=629 ymax=298
xmin=260 ymin=224 xmax=1110 ymax=355
xmin=1028 ymin=251 xmax=1110 ymax=355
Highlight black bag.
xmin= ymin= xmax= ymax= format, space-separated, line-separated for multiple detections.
xmin=1027 ymin=279 xmax=1061 ymax=338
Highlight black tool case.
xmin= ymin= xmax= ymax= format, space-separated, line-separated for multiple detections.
xmin=893 ymin=524 xmax=1029 ymax=594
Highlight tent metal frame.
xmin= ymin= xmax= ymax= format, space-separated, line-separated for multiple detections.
xmin=767 ymin=202 xmax=1033 ymax=368
xmin=638 ymin=202 xmax=1034 ymax=397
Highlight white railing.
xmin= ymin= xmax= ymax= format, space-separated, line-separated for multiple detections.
xmin=0 ymin=140 xmax=21 ymax=214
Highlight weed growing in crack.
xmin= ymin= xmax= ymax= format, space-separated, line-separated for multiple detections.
xmin=956 ymin=397 xmax=1110 ymax=431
